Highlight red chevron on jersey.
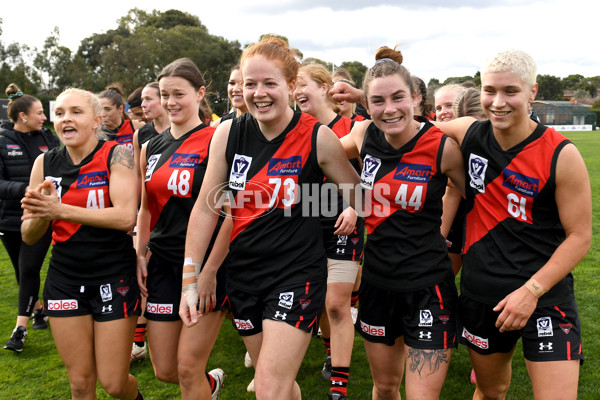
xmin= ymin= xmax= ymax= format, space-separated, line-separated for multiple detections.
xmin=229 ymin=120 xmax=313 ymax=242
xmin=363 ymin=135 xmax=438 ymax=234
xmin=51 ymin=142 xmax=115 ymax=244
xmin=463 ymin=130 xmax=560 ymax=255
xmin=145 ymin=126 xmax=214 ymax=231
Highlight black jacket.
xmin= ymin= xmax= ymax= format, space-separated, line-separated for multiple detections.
xmin=0 ymin=124 xmax=60 ymax=232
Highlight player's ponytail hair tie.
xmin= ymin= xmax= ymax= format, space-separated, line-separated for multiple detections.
xmin=8 ymin=91 xmax=23 ymax=100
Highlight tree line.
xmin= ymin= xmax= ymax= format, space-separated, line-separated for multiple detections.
xmin=1 ymin=8 xmax=599 ymax=117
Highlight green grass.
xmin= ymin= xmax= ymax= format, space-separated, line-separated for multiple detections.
xmin=1 ymin=131 xmax=599 ymax=399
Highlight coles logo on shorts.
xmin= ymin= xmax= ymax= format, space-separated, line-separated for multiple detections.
xmin=48 ymin=299 xmax=78 ymax=311
xmin=234 ymin=318 xmax=255 ymax=330
xmin=146 ymin=302 xmax=173 ymax=315
xmin=462 ymin=327 xmax=489 ymax=350
xmin=360 ymin=320 xmax=385 ymax=337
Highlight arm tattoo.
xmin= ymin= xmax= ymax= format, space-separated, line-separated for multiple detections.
xmin=110 ymin=145 xmax=134 ymax=169
xmin=407 ymin=348 xmax=450 ymax=377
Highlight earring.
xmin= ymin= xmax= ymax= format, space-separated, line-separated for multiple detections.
xmin=22 ymin=119 xmax=27 ymax=123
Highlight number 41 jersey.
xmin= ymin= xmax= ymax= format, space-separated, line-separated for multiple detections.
xmin=461 ymin=121 xmax=572 ymax=306
xmin=43 ymin=141 xmax=135 ymax=285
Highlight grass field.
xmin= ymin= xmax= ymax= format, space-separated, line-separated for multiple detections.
xmin=1 ymin=131 xmax=599 ymax=399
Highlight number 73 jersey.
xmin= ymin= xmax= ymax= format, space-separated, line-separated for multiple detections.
xmin=460 ymin=121 xmax=572 ymax=306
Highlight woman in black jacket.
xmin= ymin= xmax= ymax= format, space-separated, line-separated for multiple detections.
xmin=2 ymin=83 xmax=60 ymax=353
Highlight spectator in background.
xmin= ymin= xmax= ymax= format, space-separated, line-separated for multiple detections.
xmin=2 ymin=83 xmax=60 ymax=353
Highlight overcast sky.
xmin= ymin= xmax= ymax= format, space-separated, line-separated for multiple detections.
xmin=1 ymin=0 xmax=598 ymax=84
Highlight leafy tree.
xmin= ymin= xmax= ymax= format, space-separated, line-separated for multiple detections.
xmin=442 ymin=75 xmax=474 ymax=85
xmin=339 ymin=61 xmax=367 ymax=88
xmin=33 ymin=27 xmax=73 ymax=95
xmin=562 ymin=74 xmax=584 ymax=90
xmin=536 ymin=74 xmax=563 ymax=100
xmin=572 ymin=89 xmax=588 ymax=100
xmin=426 ymin=78 xmax=441 ymax=105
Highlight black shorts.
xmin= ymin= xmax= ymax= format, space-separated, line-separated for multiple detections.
xmin=227 ymin=279 xmax=326 ymax=337
xmin=458 ymin=295 xmax=584 ymax=362
xmin=355 ymin=278 xmax=459 ymax=349
xmin=145 ymin=254 xmax=227 ymax=321
xmin=322 ymin=216 xmax=365 ymax=261
xmin=43 ymin=275 xmax=141 ymax=322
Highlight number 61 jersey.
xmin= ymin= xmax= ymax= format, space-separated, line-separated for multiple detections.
xmin=460 ymin=121 xmax=572 ymax=306
xmin=144 ymin=124 xmax=215 ymax=262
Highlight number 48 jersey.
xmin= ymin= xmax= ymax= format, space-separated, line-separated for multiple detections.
xmin=144 ymin=124 xmax=215 ymax=261
xmin=460 ymin=121 xmax=572 ymax=306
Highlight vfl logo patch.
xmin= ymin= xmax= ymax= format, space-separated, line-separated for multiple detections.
xmin=229 ymin=154 xmax=252 ymax=190
xmin=537 ymin=316 xmax=553 ymax=337
xmin=169 ymin=152 xmax=201 ymax=168
xmin=145 ymin=153 xmax=161 ymax=182
xmin=77 ymin=171 xmax=109 ymax=188
xmin=502 ymin=168 xmax=539 ymax=198
xmin=337 ymin=235 xmax=348 ymax=246
xmin=278 ymin=292 xmax=294 ymax=310
xmin=394 ymin=163 xmax=433 ymax=182
xmin=100 ymin=284 xmax=112 ymax=302
xmin=360 ymin=154 xmax=382 ymax=190
xmin=45 ymin=176 xmax=62 ymax=199
xmin=267 ymin=156 xmax=302 ymax=176
xmin=419 ymin=309 xmax=433 ymax=327
xmin=468 ymin=153 xmax=488 ymax=193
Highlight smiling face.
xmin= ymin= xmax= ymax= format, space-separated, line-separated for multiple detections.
xmin=21 ymin=100 xmax=46 ymax=131
xmin=366 ymin=74 xmax=418 ymax=140
xmin=481 ymin=70 xmax=537 ymax=133
xmin=241 ymin=55 xmax=294 ymax=133
xmin=228 ymin=68 xmax=247 ymax=113
xmin=293 ymin=71 xmax=328 ymax=116
xmin=435 ymin=87 xmax=461 ymax=122
xmin=159 ymin=75 xmax=204 ymax=128
xmin=53 ymin=91 xmax=101 ymax=149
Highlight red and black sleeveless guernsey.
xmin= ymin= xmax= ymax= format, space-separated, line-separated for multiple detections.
xmin=114 ymin=119 xmax=135 ymax=156
xmin=224 ymin=111 xmax=326 ymax=293
xmin=144 ymin=124 xmax=217 ymax=263
xmin=43 ymin=141 xmax=136 ymax=285
xmin=460 ymin=121 xmax=572 ymax=306
xmin=321 ymin=114 xmax=359 ymax=223
xmin=359 ymin=120 xmax=453 ymax=291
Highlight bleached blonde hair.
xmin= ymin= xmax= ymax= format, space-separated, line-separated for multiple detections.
xmin=482 ymin=49 xmax=537 ymax=87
